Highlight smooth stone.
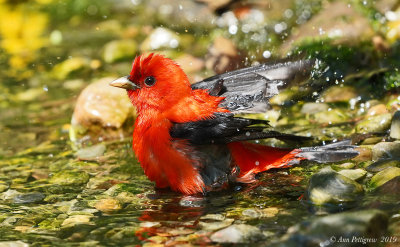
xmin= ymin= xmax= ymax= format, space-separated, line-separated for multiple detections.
xmin=198 ymin=218 xmax=234 ymax=231
xmin=102 ymin=39 xmax=137 ymax=63
xmin=366 ymin=104 xmax=388 ymax=116
xmin=355 ymin=113 xmax=392 ymax=134
xmin=49 ymin=171 xmax=90 ymax=186
xmin=370 ymin=167 xmax=400 ymax=189
xmin=366 ymin=159 xmax=400 ymax=172
xmin=375 ymin=176 xmax=400 ymax=195
xmin=70 ymin=77 xmax=135 ymax=144
xmin=390 ymin=110 xmax=400 ymax=139
xmin=336 ymin=162 xmax=355 ymax=169
xmin=307 ymin=167 xmax=364 ymax=205
xmin=0 ymin=241 xmax=29 ymax=247
xmin=94 ymin=198 xmax=122 ymax=213
xmin=279 ymin=209 xmax=388 ymax=246
xmin=242 ymin=207 xmax=279 ymax=219
xmin=210 ymin=224 xmax=264 ymax=243
xmin=322 ymin=86 xmax=357 ymax=103
xmin=75 ymin=143 xmax=106 ymax=160
xmin=13 ymin=192 xmax=45 ymax=204
xmin=312 ymin=109 xmax=349 ymax=124
xmin=300 ymin=103 xmax=329 ymax=114
xmin=372 ymin=142 xmax=400 ymax=160
xmin=361 ymin=137 xmax=383 ymax=145
xmin=61 ymin=215 xmax=92 ymax=227
xmin=337 ymin=169 xmax=367 ymax=181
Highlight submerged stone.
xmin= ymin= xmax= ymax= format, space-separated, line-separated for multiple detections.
xmin=306 ymin=167 xmax=364 ymax=206
xmin=49 ymin=171 xmax=90 ymax=186
xmin=198 ymin=218 xmax=234 ymax=231
xmin=370 ymin=167 xmax=400 ymax=189
xmin=312 ymin=109 xmax=349 ymax=124
xmin=390 ymin=110 xmax=400 ymax=139
xmin=322 ymin=86 xmax=357 ymax=103
xmin=75 ymin=143 xmax=106 ymax=160
xmin=355 ymin=113 xmax=392 ymax=134
xmin=366 ymin=159 xmax=400 ymax=172
xmin=300 ymin=103 xmax=329 ymax=114
xmin=375 ymin=176 xmax=400 ymax=195
xmin=13 ymin=192 xmax=45 ymax=204
xmin=372 ymin=142 xmax=400 ymax=160
xmin=94 ymin=198 xmax=122 ymax=213
xmin=210 ymin=224 xmax=264 ymax=243
xmin=337 ymin=169 xmax=367 ymax=181
xmin=279 ymin=209 xmax=388 ymax=246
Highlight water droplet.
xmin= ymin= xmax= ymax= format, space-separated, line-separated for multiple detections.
xmin=263 ymin=50 xmax=271 ymax=58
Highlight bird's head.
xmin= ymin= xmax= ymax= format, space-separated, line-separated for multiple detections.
xmin=110 ymin=53 xmax=191 ymax=112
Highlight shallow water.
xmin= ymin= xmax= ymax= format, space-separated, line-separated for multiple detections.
xmin=1 ymin=0 xmax=400 ymax=246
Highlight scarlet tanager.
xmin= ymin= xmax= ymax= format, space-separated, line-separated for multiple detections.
xmin=110 ymin=53 xmax=358 ymax=195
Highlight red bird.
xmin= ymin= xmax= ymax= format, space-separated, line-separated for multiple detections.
xmin=110 ymin=53 xmax=358 ymax=195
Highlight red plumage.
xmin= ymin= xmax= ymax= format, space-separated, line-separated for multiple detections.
xmin=110 ymin=53 xmax=358 ymax=195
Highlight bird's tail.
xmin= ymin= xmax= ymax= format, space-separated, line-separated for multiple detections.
xmin=228 ymin=140 xmax=359 ymax=183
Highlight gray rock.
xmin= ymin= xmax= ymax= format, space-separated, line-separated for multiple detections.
xmin=390 ymin=110 xmax=400 ymax=139
xmin=210 ymin=224 xmax=264 ymax=243
xmin=278 ymin=210 xmax=388 ymax=247
xmin=372 ymin=142 xmax=400 ymax=160
xmin=307 ymin=167 xmax=364 ymax=206
xmin=366 ymin=159 xmax=400 ymax=172
xmin=301 ymin=103 xmax=329 ymax=114
xmin=13 ymin=192 xmax=45 ymax=204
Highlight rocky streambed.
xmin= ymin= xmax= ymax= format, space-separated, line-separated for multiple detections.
xmin=1 ymin=0 xmax=400 ymax=246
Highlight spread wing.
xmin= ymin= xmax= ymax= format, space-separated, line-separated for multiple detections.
xmin=170 ymin=113 xmax=311 ymax=145
xmin=191 ymin=60 xmax=314 ymax=113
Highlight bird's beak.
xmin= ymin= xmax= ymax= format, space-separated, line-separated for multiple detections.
xmin=109 ymin=76 xmax=140 ymax=90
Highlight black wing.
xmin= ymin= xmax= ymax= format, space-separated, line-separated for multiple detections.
xmin=170 ymin=113 xmax=311 ymax=145
xmin=191 ymin=60 xmax=314 ymax=113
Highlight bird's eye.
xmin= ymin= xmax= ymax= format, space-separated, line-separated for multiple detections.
xmin=144 ymin=76 xmax=156 ymax=87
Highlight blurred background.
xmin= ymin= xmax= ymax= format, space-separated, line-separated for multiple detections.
xmin=1 ymin=0 xmax=400 ymax=246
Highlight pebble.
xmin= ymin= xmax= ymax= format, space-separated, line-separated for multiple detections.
xmin=300 ymin=102 xmax=329 ymax=114
xmin=94 ymin=198 xmax=122 ymax=213
xmin=322 ymin=86 xmax=357 ymax=103
xmin=366 ymin=104 xmax=388 ymax=116
xmin=366 ymin=159 xmax=400 ymax=172
xmin=13 ymin=192 xmax=45 ymax=204
xmin=372 ymin=142 xmax=400 ymax=160
xmin=337 ymin=168 xmax=367 ymax=181
xmin=279 ymin=209 xmax=388 ymax=246
xmin=70 ymin=77 xmax=135 ymax=144
xmin=210 ymin=224 xmax=264 ymax=243
xmin=0 ymin=241 xmax=29 ymax=247
xmin=355 ymin=113 xmax=392 ymax=134
xmin=390 ymin=110 xmax=400 ymax=139
xmin=370 ymin=167 xmax=400 ymax=189
xmin=75 ymin=143 xmax=106 ymax=160
xmin=306 ymin=167 xmax=364 ymax=206
xmin=49 ymin=171 xmax=90 ymax=186
xmin=198 ymin=219 xmax=234 ymax=231
xmin=61 ymin=215 xmax=92 ymax=227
